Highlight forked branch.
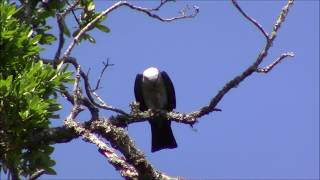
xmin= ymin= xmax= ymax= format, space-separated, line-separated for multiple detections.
xmin=49 ymin=1 xmax=296 ymax=179
xmin=62 ymin=0 xmax=199 ymax=60
xmin=112 ymin=0 xmax=295 ymax=126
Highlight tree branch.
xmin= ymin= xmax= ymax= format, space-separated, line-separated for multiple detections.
xmin=39 ymin=1 xmax=295 ymax=179
xmin=54 ymin=0 xmax=81 ymax=67
xmin=109 ymin=0 xmax=295 ymax=126
xmin=90 ymin=119 xmax=179 ymax=180
xmin=65 ymin=57 xmax=128 ymax=115
xmin=231 ymin=0 xmax=269 ymax=40
xmin=26 ymin=126 xmax=79 ymax=146
xmin=183 ymin=0 xmax=295 ymax=120
xmin=62 ymin=0 xmax=199 ymax=60
xmin=27 ymin=169 xmax=46 ymax=180
xmin=150 ymin=0 xmax=174 ymax=11
xmin=63 ymin=0 xmax=81 ymax=26
xmin=256 ymin=52 xmax=294 ymax=73
xmin=54 ymin=14 xmax=65 ymax=68
xmin=63 ymin=66 xmax=139 ymax=179
xmin=123 ymin=2 xmax=199 ymax=22
xmin=93 ymin=59 xmax=114 ymax=91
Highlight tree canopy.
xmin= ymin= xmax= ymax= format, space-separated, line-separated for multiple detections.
xmin=0 ymin=0 xmax=305 ymax=179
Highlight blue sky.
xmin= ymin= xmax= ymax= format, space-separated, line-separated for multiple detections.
xmin=32 ymin=0 xmax=319 ymax=179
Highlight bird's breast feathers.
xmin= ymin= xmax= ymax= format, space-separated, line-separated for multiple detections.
xmin=142 ymin=77 xmax=168 ymax=110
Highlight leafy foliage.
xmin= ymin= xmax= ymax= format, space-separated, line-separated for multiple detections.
xmin=73 ymin=0 xmax=111 ymax=43
xmin=0 ymin=1 xmax=72 ymax=178
xmin=0 ymin=0 xmax=112 ymax=178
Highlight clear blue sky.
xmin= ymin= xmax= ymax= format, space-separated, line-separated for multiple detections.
xmin=35 ymin=0 xmax=319 ymax=179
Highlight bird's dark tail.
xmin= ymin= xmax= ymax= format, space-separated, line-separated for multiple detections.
xmin=149 ymin=119 xmax=177 ymax=152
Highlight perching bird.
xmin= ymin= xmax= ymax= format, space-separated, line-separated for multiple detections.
xmin=134 ymin=67 xmax=177 ymax=152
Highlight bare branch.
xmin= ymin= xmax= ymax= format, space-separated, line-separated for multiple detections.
xmin=43 ymin=57 xmax=125 ymax=116
xmin=64 ymin=121 xmax=139 ymax=179
xmin=62 ymin=1 xmax=199 ymax=60
xmin=64 ymin=57 xmax=128 ymax=115
xmin=257 ymin=52 xmax=294 ymax=73
xmin=64 ymin=0 xmax=81 ymax=26
xmin=187 ymin=0 xmax=295 ymax=119
xmin=231 ymin=0 xmax=269 ymax=40
xmin=70 ymin=64 xmax=83 ymax=119
xmin=60 ymin=0 xmax=81 ymax=17
xmin=64 ymin=67 xmax=138 ymax=179
xmin=93 ymin=59 xmax=114 ymax=91
xmin=39 ymin=1 xmax=295 ymax=179
xmin=54 ymin=0 xmax=81 ymax=66
xmin=270 ymin=0 xmax=294 ymax=41
xmin=123 ymin=3 xmax=199 ymax=22
xmin=112 ymin=0 xmax=295 ymax=126
xmin=90 ymin=119 xmax=179 ymax=180
xmin=98 ymin=149 xmax=138 ymax=179
xmin=54 ymin=14 xmax=65 ymax=67
xmin=150 ymin=0 xmax=173 ymax=11
xmin=65 ymin=118 xmax=139 ymax=179
xmin=25 ymin=126 xmax=79 ymax=147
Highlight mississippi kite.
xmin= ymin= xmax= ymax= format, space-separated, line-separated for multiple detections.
xmin=134 ymin=67 xmax=177 ymax=152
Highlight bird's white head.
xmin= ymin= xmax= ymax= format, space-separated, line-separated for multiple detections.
xmin=143 ymin=67 xmax=160 ymax=81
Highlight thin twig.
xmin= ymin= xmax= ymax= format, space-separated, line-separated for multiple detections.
xmin=93 ymin=59 xmax=114 ymax=91
xmin=151 ymin=0 xmax=173 ymax=11
xmin=124 ymin=3 xmax=199 ymax=23
xmin=231 ymin=0 xmax=269 ymax=40
xmin=64 ymin=0 xmax=81 ymax=26
xmin=61 ymin=0 xmax=81 ymax=17
xmin=62 ymin=1 xmax=199 ymax=60
xmin=65 ymin=57 xmax=128 ymax=115
xmin=257 ymin=52 xmax=294 ymax=73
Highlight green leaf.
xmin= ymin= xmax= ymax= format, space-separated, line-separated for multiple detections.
xmin=87 ymin=1 xmax=95 ymax=11
xmin=40 ymin=34 xmax=56 ymax=44
xmin=45 ymin=168 xmax=57 ymax=175
xmin=82 ymin=33 xmax=96 ymax=44
xmin=47 ymin=159 xmax=56 ymax=166
xmin=96 ymin=24 xmax=110 ymax=33
xmin=44 ymin=146 xmax=55 ymax=154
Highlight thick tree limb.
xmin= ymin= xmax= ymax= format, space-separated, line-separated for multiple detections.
xmin=90 ymin=119 xmax=179 ymax=180
xmin=62 ymin=67 xmax=177 ymax=179
xmin=63 ymin=66 xmax=139 ymax=179
xmin=29 ymin=126 xmax=79 ymax=146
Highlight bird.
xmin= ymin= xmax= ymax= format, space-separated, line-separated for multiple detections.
xmin=134 ymin=67 xmax=177 ymax=152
